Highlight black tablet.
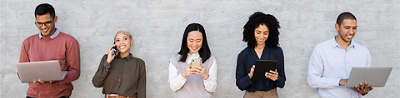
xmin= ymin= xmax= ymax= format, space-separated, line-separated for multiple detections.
xmin=253 ymin=60 xmax=277 ymax=80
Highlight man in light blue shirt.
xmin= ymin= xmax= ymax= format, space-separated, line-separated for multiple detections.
xmin=307 ymin=12 xmax=373 ymax=97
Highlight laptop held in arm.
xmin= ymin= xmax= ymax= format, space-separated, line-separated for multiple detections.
xmin=345 ymin=67 xmax=392 ymax=87
xmin=16 ymin=60 xmax=66 ymax=83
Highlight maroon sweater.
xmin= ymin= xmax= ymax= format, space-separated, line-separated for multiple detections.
xmin=19 ymin=32 xmax=80 ymax=98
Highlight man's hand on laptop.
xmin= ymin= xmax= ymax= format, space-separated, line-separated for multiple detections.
xmin=33 ymin=79 xmax=56 ymax=84
xmin=352 ymin=82 xmax=373 ymax=96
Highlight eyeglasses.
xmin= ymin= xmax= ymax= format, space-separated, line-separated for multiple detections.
xmin=35 ymin=21 xmax=53 ymax=27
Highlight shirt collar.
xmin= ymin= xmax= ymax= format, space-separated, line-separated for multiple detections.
xmin=186 ymin=52 xmax=201 ymax=64
xmin=116 ymin=53 xmax=134 ymax=61
xmin=188 ymin=52 xmax=200 ymax=58
xmin=331 ymin=35 xmax=356 ymax=48
xmin=38 ymin=28 xmax=60 ymax=39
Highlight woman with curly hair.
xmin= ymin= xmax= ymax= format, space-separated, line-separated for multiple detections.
xmin=236 ymin=12 xmax=286 ymax=98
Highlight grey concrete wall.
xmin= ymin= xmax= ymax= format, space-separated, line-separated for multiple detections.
xmin=1 ymin=0 xmax=399 ymax=98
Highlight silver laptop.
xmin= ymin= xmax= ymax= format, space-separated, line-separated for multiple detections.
xmin=16 ymin=60 xmax=66 ymax=83
xmin=346 ymin=67 xmax=392 ymax=87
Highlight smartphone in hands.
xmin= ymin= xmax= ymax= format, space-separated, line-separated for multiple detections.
xmin=191 ymin=59 xmax=201 ymax=69
xmin=112 ymin=42 xmax=120 ymax=56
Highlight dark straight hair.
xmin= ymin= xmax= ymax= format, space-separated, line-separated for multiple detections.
xmin=178 ymin=23 xmax=211 ymax=63
xmin=35 ymin=3 xmax=56 ymax=18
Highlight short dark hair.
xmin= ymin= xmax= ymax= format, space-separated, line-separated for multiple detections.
xmin=35 ymin=3 xmax=55 ymax=18
xmin=336 ymin=12 xmax=356 ymax=26
xmin=242 ymin=12 xmax=281 ymax=48
xmin=178 ymin=23 xmax=211 ymax=63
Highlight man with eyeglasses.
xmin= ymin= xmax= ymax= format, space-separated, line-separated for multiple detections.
xmin=18 ymin=3 xmax=80 ymax=98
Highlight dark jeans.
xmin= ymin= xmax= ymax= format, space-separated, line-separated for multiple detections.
xmin=27 ymin=96 xmax=68 ymax=98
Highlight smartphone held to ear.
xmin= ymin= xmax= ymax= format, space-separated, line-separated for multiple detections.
xmin=112 ymin=42 xmax=120 ymax=56
xmin=191 ymin=59 xmax=201 ymax=69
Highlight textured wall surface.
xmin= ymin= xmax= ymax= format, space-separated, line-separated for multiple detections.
xmin=1 ymin=0 xmax=399 ymax=98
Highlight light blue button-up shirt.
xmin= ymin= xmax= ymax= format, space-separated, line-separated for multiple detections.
xmin=307 ymin=36 xmax=371 ymax=98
